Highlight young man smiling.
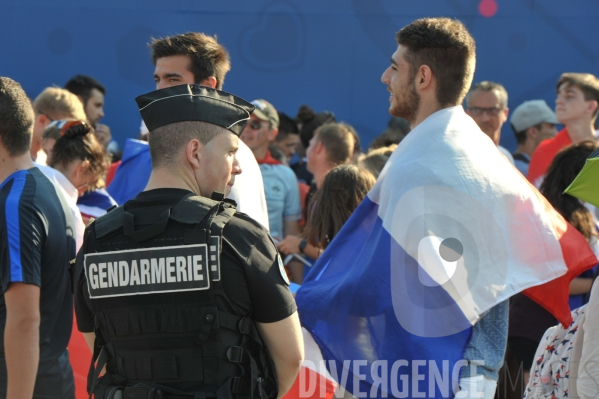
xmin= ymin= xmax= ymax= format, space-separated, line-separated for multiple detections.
xmin=527 ymin=73 xmax=599 ymax=187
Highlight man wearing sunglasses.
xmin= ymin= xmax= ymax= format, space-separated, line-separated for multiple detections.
xmin=465 ymin=81 xmax=515 ymax=165
xmin=241 ymin=100 xmax=302 ymax=241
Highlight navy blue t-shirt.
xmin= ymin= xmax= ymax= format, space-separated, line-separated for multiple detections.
xmin=0 ymin=167 xmax=75 ymax=359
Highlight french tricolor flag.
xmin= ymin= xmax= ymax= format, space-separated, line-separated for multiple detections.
xmin=287 ymin=106 xmax=597 ymax=399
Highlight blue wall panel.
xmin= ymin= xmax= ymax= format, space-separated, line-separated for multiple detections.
xmin=1 ymin=0 xmax=598 ymax=150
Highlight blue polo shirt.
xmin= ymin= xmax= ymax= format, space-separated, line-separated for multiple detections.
xmin=259 ymin=164 xmax=301 ymax=239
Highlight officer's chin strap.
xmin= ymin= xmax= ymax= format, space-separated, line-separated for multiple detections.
xmin=210 ymin=192 xmax=225 ymax=201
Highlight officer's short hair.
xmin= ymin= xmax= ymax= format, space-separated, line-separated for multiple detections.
xmin=149 ymin=121 xmax=225 ymax=168
xmin=0 ymin=77 xmax=34 ymax=156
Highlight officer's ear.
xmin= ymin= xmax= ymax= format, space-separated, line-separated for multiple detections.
xmin=186 ymin=138 xmax=203 ymax=169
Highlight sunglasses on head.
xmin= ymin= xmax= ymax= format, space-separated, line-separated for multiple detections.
xmin=47 ymin=120 xmax=89 ymax=136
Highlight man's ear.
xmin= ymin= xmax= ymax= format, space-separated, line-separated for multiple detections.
xmin=527 ymin=126 xmax=538 ymax=141
xmin=269 ymin=128 xmax=279 ymax=142
xmin=587 ymin=100 xmax=598 ymax=116
xmin=416 ymin=65 xmax=434 ymax=90
xmin=315 ymin=141 xmax=324 ymax=154
xmin=73 ymin=159 xmax=90 ymax=179
xmin=198 ymin=76 xmax=217 ymax=89
xmin=37 ymin=113 xmax=51 ymax=126
xmin=186 ymin=139 xmax=203 ymax=169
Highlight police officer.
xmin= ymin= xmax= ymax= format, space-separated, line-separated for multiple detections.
xmin=74 ymin=84 xmax=303 ymax=399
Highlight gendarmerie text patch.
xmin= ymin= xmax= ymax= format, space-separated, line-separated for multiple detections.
xmin=84 ymin=244 xmax=212 ymax=298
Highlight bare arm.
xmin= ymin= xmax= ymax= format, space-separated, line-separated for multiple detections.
xmin=83 ymin=332 xmax=96 ymax=353
xmin=570 ymin=277 xmax=593 ymax=295
xmin=283 ymin=220 xmax=301 ymax=238
xmin=278 ymin=236 xmax=321 ymax=260
xmin=256 ymin=312 xmax=304 ymax=399
xmin=4 ymin=283 xmax=40 ymax=399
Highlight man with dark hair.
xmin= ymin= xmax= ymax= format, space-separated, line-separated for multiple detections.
xmin=0 ymin=77 xmax=76 ymax=398
xmin=273 ymin=112 xmax=300 ymax=161
xmin=74 ymin=84 xmax=302 ymax=399
xmin=509 ymin=100 xmax=558 ymax=175
xmin=150 ymin=32 xmax=230 ymax=90
xmin=465 ymin=81 xmax=515 ymax=164
xmin=64 ymin=74 xmax=106 ymax=127
xmin=110 ymin=32 xmax=269 ymax=229
xmin=528 ymin=72 xmax=599 ymax=187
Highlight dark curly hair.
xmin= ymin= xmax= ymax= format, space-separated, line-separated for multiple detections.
xmin=396 ymin=17 xmax=476 ymax=107
xmin=149 ymin=32 xmax=230 ymax=90
xmin=47 ymin=120 xmax=110 ymax=190
xmin=296 ymin=105 xmax=336 ymax=149
xmin=540 ymin=140 xmax=599 ymax=241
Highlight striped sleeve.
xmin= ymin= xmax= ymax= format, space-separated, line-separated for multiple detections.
xmin=0 ymin=172 xmax=44 ymax=292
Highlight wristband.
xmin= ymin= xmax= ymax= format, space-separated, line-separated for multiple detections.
xmin=299 ymin=239 xmax=308 ymax=254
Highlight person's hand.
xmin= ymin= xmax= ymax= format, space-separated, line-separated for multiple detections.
xmin=278 ymin=235 xmax=302 ymax=254
xmin=95 ymin=123 xmax=112 ymax=148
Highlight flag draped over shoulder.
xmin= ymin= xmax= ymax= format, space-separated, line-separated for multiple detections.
xmin=107 ymin=138 xmax=152 ymax=204
xmin=294 ymin=106 xmax=598 ymax=399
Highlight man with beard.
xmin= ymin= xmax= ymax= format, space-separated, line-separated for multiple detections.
xmin=293 ymin=16 xmax=594 ymax=399
xmin=380 ymin=19 xmax=508 ymax=399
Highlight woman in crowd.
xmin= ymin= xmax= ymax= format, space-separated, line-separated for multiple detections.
xmin=44 ymin=119 xmax=112 ymax=223
xmin=358 ymin=144 xmax=397 ymax=178
xmin=278 ymin=164 xmax=375 ymax=282
xmin=506 ymin=140 xmax=599 ymax=397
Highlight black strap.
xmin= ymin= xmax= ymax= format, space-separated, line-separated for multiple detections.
xmin=123 ymin=208 xmax=171 ymax=242
xmin=89 ymin=347 xmax=110 ymax=397
xmin=114 ymin=344 xmax=249 ymax=382
xmin=170 ymin=193 xmax=219 ymax=224
xmin=95 ymin=206 xmax=125 ymax=239
xmin=512 ymin=153 xmax=530 ymax=164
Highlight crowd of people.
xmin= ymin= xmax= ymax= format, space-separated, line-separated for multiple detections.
xmin=0 ymin=15 xmax=599 ymax=399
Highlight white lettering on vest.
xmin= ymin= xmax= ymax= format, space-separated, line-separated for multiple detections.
xmin=89 ymin=263 xmax=99 ymax=289
xmin=130 ymin=260 xmax=141 ymax=285
xmin=99 ymin=262 xmax=108 ymax=288
xmin=193 ymin=255 xmax=203 ymax=281
xmin=176 ymin=256 xmax=187 ymax=282
xmin=119 ymin=261 xmax=129 ymax=286
xmin=108 ymin=262 xmax=118 ymax=288
xmin=140 ymin=259 xmax=150 ymax=284
xmin=166 ymin=257 xmax=176 ymax=283
xmin=151 ymin=258 xmax=165 ymax=284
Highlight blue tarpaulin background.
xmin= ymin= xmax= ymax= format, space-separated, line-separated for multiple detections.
xmin=1 ymin=0 xmax=598 ymax=150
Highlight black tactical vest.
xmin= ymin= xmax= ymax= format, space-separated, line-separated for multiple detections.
xmin=82 ymin=193 xmax=277 ymax=399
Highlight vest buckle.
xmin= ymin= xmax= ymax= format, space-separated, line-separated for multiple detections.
xmin=226 ymin=346 xmax=245 ymax=363
xmin=238 ymin=317 xmax=251 ymax=335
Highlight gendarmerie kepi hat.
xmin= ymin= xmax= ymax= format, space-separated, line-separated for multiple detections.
xmin=135 ymin=84 xmax=255 ymax=136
